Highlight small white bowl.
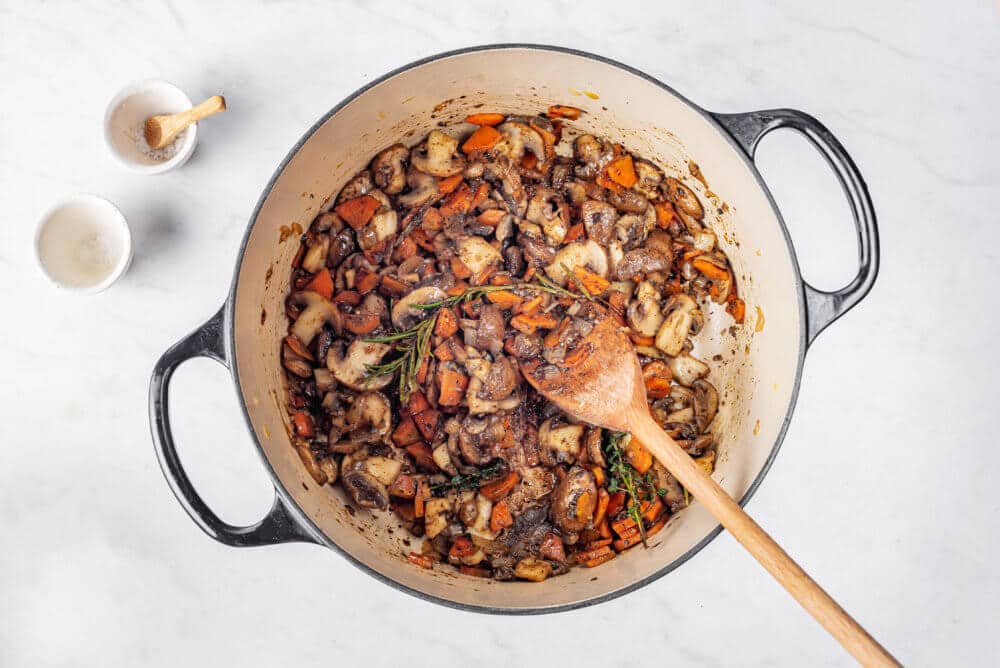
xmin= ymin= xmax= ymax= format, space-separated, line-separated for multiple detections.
xmin=35 ymin=194 xmax=133 ymax=293
xmin=104 ymin=79 xmax=198 ymax=174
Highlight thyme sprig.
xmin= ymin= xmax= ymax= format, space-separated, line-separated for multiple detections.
xmin=430 ymin=461 xmax=504 ymax=493
xmin=603 ymin=430 xmax=669 ymax=546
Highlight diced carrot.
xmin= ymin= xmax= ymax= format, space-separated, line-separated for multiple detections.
xmin=683 ymin=248 xmax=704 ymax=261
xmin=597 ymin=518 xmax=612 ymax=540
xmin=449 ymin=535 xmax=476 ymax=559
xmin=518 ymin=295 xmax=544 ymax=316
xmin=727 ymin=296 xmax=746 ymax=324
xmin=470 ymin=182 xmax=490 ymax=209
xmin=446 ymin=282 xmax=468 ymax=297
xmin=490 ymin=274 xmax=513 ymax=286
xmin=391 ymin=499 xmax=416 ymax=521
xmin=464 ymin=112 xmax=505 ymax=126
xmin=439 ymin=183 xmax=474 ymax=216
xmin=450 ymin=256 xmax=472 ymax=279
xmin=476 ymin=209 xmax=506 ymax=226
xmin=379 ymin=276 xmax=409 ymax=298
xmin=436 ymin=365 xmax=469 ymax=406
xmin=433 ymin=339 xmax=455 ymax=362
xmin=542 ymin=318 xmax=569 ymax=348
xmin=334 ymin=195 xmax=380 ymax=230
xmin=479 ymin=471 xmax=520 ymax=502
xmin=412 ymin=409 xmax=440 ymax=442
xmin=546 ymin=104 xmax=583 ymax=120
xmin=575 ymin=545 xmax=614 ymax=567
xmin=646 ymin=514 xmax=669 ymax=538
xmin=462 ymin=125 xmax=502 ymax=154
xmin=604 ymin=155 xmax=638 ymax=188
xmin=522 ymin=265 xmax=536 ymax=281
xmin=510 ymin=313 xmax=558 ymax=335
xmin=420 ymin=207 xmax=444 ymax=231
xmin=430 ymin=310 xmax=456 ymax=340
xmin=607 ymin=290 xmax=628 ymax=315
xmin=407 ymin=391 xmax=430 ymax=415
xmin=654 ymin=201 xmax=676 ymax=229
xmin=407 ymin=552 xmax=435 ymax=569
xmin=415 ymin=356 xmax=430 ymax=385
xmin=303 ymin=268 xmax=333 ymax=299
xmin=592 ymin=487 xmax=610 ymax=526
xmin=584 ymin=538 xmax=613 ymax=550
xmin=388 ymin=474 xmax=417 ymax=498
xmin=343 ymin=312 xmax=380 ymax=335
xmin=486 ymin=290 xmax=523 ymax=310
xmin=333 ymin=290 xmax=362 ymax=305
xmin=471 ymin=263 xmax=497 ymax=286
xmin=520 ymin=151 xmax=538 ymax=170
xmin=564 ymin=223 xmax=585 ymax=242
xmin=625 ymin=436 xmax=653 ymax=474
xmin=591 ymin=467 xmax=607 ymax=489
xmin=641 ymin=498 xmax=664 ymax=523
xmin=642 ymin=360 xmax=673 ymax=399
xmin=595 ymin=171 xmax=623 ymax=193
xmin=392 ymin=236 xmax=417 ymax=263
xmin=572 ymin=266 xmax=610 ymax=295
xmin=562 ymin=343 xmax=591 ymax=368
xmin=392 ymin=415 xmax=422 ymax=447
xmin=539 ymin=532 xmax=566 ymax=562
xmin=459 ymin=565 xmax=492 ymax=578
xmin=355 ymin=270 xmax=380 ymax=294
xmin=611 ymin=516 xmax=638 ymax=537
xmin=411 ymin=229 xmax=436 ymax=252
xmin=284 ymin=334 xmax=314 ymax=361
xmin=405 ymin=442 xmax=438 ymax=472
xmin=438 ymin=174 xmax=463 ymax=194
xmin=414 ymin=479 xmax=431 ymax=517
xmin=613 ymin=534 xmax=643 ymax=551
xmin=629 ymin=333 xmax=655 ymax=347
xmin=489 ymin=500 xmax=514 ymax=532
xmin=692 ymin=259 xmax=730 ymax=282
xmin=292 ymin=411 xmax=315 ymax=438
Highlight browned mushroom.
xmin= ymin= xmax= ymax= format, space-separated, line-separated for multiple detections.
xmin=336 ymin=171 xmax=374 ymax=203
xmin=458 ymin=415 xmax=502 ymax=465
xmin=397 ymin=169 xmax=439 ymax=208
xmin=525 ymin=187 xmax=570 ymax=245
xmin=579 ymin=199 xmax=617 ymax=246
xmin=370 ymin=144 xmax=408 ymax=194
xmin=664 ymin=177 xmax=703 ymax=220
xmin=289 ymin=291 xmax=342 ymax=344
xmin=692 ymin=378 xmax=719 ymax=431
xmin=479 ymin=354 xmax=519 ymax=401
xmin=550 ymin=466 xmax=597 ymax=533
xmin=341 ymin=469 xmax=389 ymax=510
xmin=614 ymin=247 xmax=670 ymax=282
xmin=326 ymin=339 xmax=392 ymax=391
xmin=411 ymin=130 xmax=465 ymax=177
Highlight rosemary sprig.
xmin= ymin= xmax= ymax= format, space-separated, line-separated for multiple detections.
xmin=430 ymin=461 xmax=504 ymax=493
xmin=603 ymin=430 xmax=670 ymax=546
xmin=363 ymin=316 xmax=436 ymax=402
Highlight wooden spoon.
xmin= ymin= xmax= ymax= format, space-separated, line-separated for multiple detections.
xmin=144 ymin=95 xmax=226 ymax=149
xmin=520 ymin=312 xmax=899 ymax=667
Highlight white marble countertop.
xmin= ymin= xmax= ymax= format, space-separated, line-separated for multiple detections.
xmin=2 ymin=1 xmax=998 ymax=665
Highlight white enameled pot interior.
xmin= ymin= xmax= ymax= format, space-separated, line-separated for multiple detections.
xmin=232 ymin=47 xmax=802 ymax=610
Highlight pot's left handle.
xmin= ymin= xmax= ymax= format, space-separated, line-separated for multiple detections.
xmin=149 ymin=305 xmax=320 ymax=547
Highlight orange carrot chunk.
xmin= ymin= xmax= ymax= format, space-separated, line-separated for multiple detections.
xmin=479 ymin=471 xmax=520 ymax=502
xmin=489 ymin=500 xmax=514 ymax=532
xmin=604 ymin=155 xmax=638 ymax=189
xmin=624 ymin=436 xmax=653 ymax=474
xmin=572 ymin=266 xmax=610 ymax=295
xmin=436 ymin=364 xmax=469 ymax=406
xmin=464 ymin=112 xmax=505 ymax=126
xmin=407 ymin=552 xmax=435 ymax=569
xmin=692 ymin=259 xmax=731 ymax=282
xmin=303 ymin=268 xmax=334 ymax=299
xmin=642 ymin=360 xmax=673 ymax=399
xmin=462 ymin=126 xmax=502 ymax=154
xmin=334 ymin=195 xmax=380 ymax=230
xmin=434 ymin=308 xmax=459 ymax=338
xmin=546 ymin=104 xmax=583 ymax=120
xmin=437 ymin=174 xmax=463 ymax=194
xmin=391 ymin=416 xmax=422 ymax=447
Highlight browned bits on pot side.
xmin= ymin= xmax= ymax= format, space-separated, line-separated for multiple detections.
xmin=277 ymin=106 xmax=744 ymax=582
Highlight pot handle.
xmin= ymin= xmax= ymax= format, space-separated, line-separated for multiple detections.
xmin=149 ymin=306 xmax=320 ymax=547
xmin=711 ymin=109 xmax=879 ymax=345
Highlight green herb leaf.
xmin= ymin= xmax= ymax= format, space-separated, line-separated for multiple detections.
xmin=430 ymin=461 xmax=504 ymax=493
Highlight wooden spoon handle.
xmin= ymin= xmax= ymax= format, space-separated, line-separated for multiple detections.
xmin=179 ymin=95 xmax=226 ymax=124
xmin=629 ymin=410 xmax=899 ymax=667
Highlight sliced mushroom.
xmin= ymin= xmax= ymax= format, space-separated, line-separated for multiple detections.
xmin=633 ymin=160 xmax=663 ymax=199
xmin=296 ymin=444 xmax=332 ymax=486
xmin=456 ymin=235 xmax=503 ymax=276
xmin=579 ymin=199 xmax=617 ymax=246
xmin=326 ymin=339 xmax=392 ymax=391
xmin=614 ymin=247 xmax=670 ymax=282
xmin=544 ymin=240 xmax=608 ymax=285
xmin=654 ymin=294 xmax=700 ymax=356
xmin=371 ymin=144 xmax=408 ymax=194
xmin=525 ymin=187 xmax=570 ymax=245
xmin=341 ymin=469 xmax=389 ymax=510
xmin=301 ymin=235 xmax=330 ymax=274
xmin=397 ymin=169 xmax=439 ymax=208
xmin=627 ymin=281 xmax=665 ymax=336
xmin=364 ymin=456 xmax=402 ymax=486
xmin=583 ymin=428 xmax=605 ymax=468
xmin=538 ymin=418 xmax=584 ymax=465
xmin=411 ymin=130 xmax=465 ymax=177
xmin=573 ymin=134 xmax=603 ymax=166
xmin=336 ymin=171 xmax=374 ymax=204
xmin=550 ymin=466 xmax=597 ymax=533
xmin=345 ymin=391 xmax=392 ymax=442
xmin=607 ymin=188 xmax=649 ymax=214
xmin=669 ymin=353 xmax=710 ymax=387
xmin=692 ymin=379 xmax=719 ymax=432
xmin=498 ymin=122 xmax=545 ymax=164
xmin=479 ymin=354 xmax=518 ymax=401
xmin=358 ymin=209 xmax=397 ymax=251
xmin=468 ymin=493 xmax=495 ymax=541
xmin=432 ymin=443 xmax=456 ymax=476
xmin=327 ymin=228 xmax=355 ymax=269
xmin=290 ymin=291 xmax=342 ymax=345
xmin=458 ymin=415 xmax=500 ymax=465
xmin=663 ymin=177 xmax=704 ymax=220
xmin=391 ymin=286 xmax=448 ymax=329
xmin=424 ymin=496 xmax=453 ymax=538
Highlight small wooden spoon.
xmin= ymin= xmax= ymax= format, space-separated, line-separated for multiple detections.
xmin=520 ymin=312 xmax=899 ymax=667
xmin=144 ymin=95 xmax=226 ymax=149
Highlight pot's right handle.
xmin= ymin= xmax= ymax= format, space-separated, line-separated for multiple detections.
xmin=711 ymin=109 xmax=879 ymax=345
xmin=149 ymin=306 xmax=320 ymax=547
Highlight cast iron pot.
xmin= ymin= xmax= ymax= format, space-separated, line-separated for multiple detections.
xmin=149 ymin=45 xmax=878 ymax=613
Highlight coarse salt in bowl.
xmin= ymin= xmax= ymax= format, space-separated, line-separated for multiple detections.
xmin=104 ymin=79 xmax=198 ymax=174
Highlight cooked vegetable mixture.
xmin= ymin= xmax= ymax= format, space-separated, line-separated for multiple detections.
xmin=281 ymin=105 xmax=745 ymax=580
